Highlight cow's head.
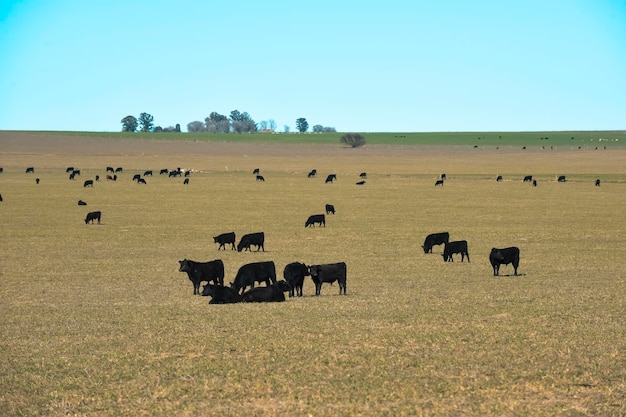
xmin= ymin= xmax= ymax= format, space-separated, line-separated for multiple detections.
xmin=178 ymin=259 xmax=189 ymax=272
xmin=422 ymin=245 xmax=429 ymax=254
xmin=276 ymin=280 xmax=291 ymax=293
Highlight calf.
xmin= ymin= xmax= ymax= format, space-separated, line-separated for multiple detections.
xmin=283 ymin=262 xmax=309 ymax=297
xmin=83 ymin=180 xmax=93 ymax=187
xmin=214 ymin=232 xmax=236 ymax=250
xmin=325 ymin=204 xmax=335 ymax=215
xmin=242 ymin=281 xmax=291 ymax=303
xmin=305 ymin=214 xmax=325 ymax=227
xmin=309 ymin=262 xmax=347 ymax=296
xmin=442 ymin=240 xmax=470 ymax=262
xmin=489 ymin=247 xmax=520 ymax=276
xmin=325 ymin=174 xmax=336 ymax=183
xmin=231 ymin=261 xmax=277 ymax=294
xmin=84 ymin=211 xmax=101 ymax=224
xmin=237 ymin=232 xmax=265 ymax=252
xmin=201 ymin=284 xmax=242 ymax=304
xmin=422 ymin=232 xmax=449 ymax=254
xmin=178 ymin=259 xmax=225 ymax=295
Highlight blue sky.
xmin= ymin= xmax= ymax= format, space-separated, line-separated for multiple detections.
xmin=1 ymin=0 xmax=625 ymax=132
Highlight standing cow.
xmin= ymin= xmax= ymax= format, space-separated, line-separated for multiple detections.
xmin=237 ymin=232 xmax=265 ymax=252
xmin=178 ymin=259 xmax=225 ymax=295
xmin=308 ymin=262 xmax=347 ymax=296
xmin=283 ymin=262 xmax=310 ymax=297
xmin=84 ymin=211 xmax=101 ymax=224
xmin=442 ymin=240 xmax=470 ymax=262
xmin=231 ymin=261 xmax=277 ymax=294
xmin=422 ymin=232 xmax=449 ymax=254
xmin=325 ymin=204 xmax=335 ymax=215
xmin=214 ymin=232 xmax=236 ymax=250
xmin=489 ymin=247 xmax=520 ymax=276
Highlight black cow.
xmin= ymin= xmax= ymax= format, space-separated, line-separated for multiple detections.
xmin=178 ymin=259 xmax=225 ymax=295
xmin=106 ymin=166 xmax=114 ymax=173
xmin=325 ymin=174 xmax=336 ymax=183
xmin=132 ymin=174 xmax=141 ymax=182
xmin=558 ymin=175 xmax=567 ymax=182
xmin=95 ymin=175 xmax=99 ymax=181
xmin=66 ymin=167 xmax=75 ymax=173
xmin=325 ymin=204 xmax=335 ymax=214
xmin=84 ymin=211 xmax=101 ymax=224
xmin=26 ymin=167 xmax=34 ymax=173
xmin=231 ymin=261 xmax=277 ymax=294
xmin=253 ymin=168 xmax=260 ymax=175
xmin=184 ymin=171 xmax=190 ymax=177
xmin=69 ymin=172 xmax=76 ymax=180
xmin=138 ymin=178 xmax=147 ymax=184
xmin=237 ymin=232 xmax=265 ymax=252
xmin=595 ymin=179 xmax=601 ymax=187
xmin=422 ymin=232 xmax=449 ymax=254
xmin=115 ymin=167 xmax=123 ymax=173
xmin=160 ymin=168 xmax=168 ymax=175
xmin=183 ymin=178 xmax=189 ymax=185
xmin=359 ymin=172 xmax=367 ymax=178
xmin=78 ymin=200 xmax=87 ymax=206
xmin=256 ymin=175 xmax=265 ymax=182
xmin=442 ymin=240 xmax=470 ymax=262
xmin=435 ymin=179 xmax=444 ymax=186
xmin=305 ymin=214 xmax=325 ymax=227
xmin=35 ymin=178 xmax=40 ymax=184
xmin=201 ymin=284 xmax=243 ymax=304
xmin=496 ymin=175 xmax=503 ymax=182
xmin=308 ymin=169 xmax=317 ymax=178
xmin=72 ymin=169 xmax=81 ymax=176
xmin=441 ymin=173 xmax=447 ymax=180
xmin=169 ymin=170 xmax=181 ymax=177
xmin=356 ymin=180 xmax=366 ymax=185
xmin=83 ymin=180 xmax=93 ymax=187
xmin=0 ymin=193 xmax=3 ymax=202
xmin=489 ymin=247 xmax=520 ymax=276
xmin=214 ymin=232 xmax=236 ymax=250
xmin=283 ymin=262 xmax=309 ymax=297
xmin=242 ymin=280 xmax=291 ymax=303
xmin=523 ymin=175 xmax=533 ymax=182
xmin=309 ymin=262 xmax=347 ymax=296
xmin=532 ymin=179 xmax=537 ymax=187
xmin=144 ymin=170 xmax=153 ymax=176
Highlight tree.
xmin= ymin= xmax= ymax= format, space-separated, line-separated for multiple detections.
xmin=268 ymin=119 xmax=277 ymax=132
xmin=205 ymin=112 xmax=229 ymax=133
xmin=340 ymin=133 xmax=366 ymax=148
xmin=121 ymin=115 xmax=138 ymax=132
xmin=138 ymin=112 xmax=154 ymax=132
xmin=312 ymin=124 xmax=323 ymax=133
xmin=296 ymin=118 xmax=308 ymax=133
xmin=230 ymin=110 xmax=257 ymax=133
xmin=187 ymin=121 xmax=205 ymax=132
xmin=284 ymin=125 xmax=290 ymax=133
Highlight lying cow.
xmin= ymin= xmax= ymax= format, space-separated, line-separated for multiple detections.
xmin=230 ymin=261 xmax=277 ymax=294
xmin=309 ymin=262 xmax=347 ymax=296
xmin=242 ymin=280 xmax=291 ymax=303
xmin=84 ymin=211 xmax=101 ymax=224
xmin=201 ymin=284 xmax=242 ymax=304
xmin=442 ymin=240 xmax=470 ymax=262
xmin=422 ymin=232 xmax=449 ymax=254
xmin=283 ymin=262 xmax=309 ymax=297
xmin=237 ymin=232 xmax=265 ymax=252
xmin=305 ymin=214 xmax=325 ymax=227
xmin=178 ymin=258 xmax=225 ymax=295
xmin=214 ymin=231 xmax=236 ymax=250
xmin=489 ymin=247 xmax=520 ymax=276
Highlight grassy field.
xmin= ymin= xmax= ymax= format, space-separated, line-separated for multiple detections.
xmin=0 ymin=132 xmax=625 ymax=416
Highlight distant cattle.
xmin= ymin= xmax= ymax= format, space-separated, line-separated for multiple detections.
xmin=356 ymin=180 xmax=366 ymax=185
xmin=595 ymin=179 xmax=601 ymax=187
xmin=359 ymin=172 xmax=367 ymax=178
xmin=532 ymin=179 xmax=537 ymax=187
xmin=83 ymin=180 xmax=93 ymax=188
xmin=84 ymin=211 xmax=101 ymax=224
xmin=35 ymin=178 xmax=40 ymax=184
xmin=442 ymin=240 xmax=470 ymax=262
xmin=283 ymin=262 xmax=310 ymax=297
xmin=0 ymin=167 xmax=3 ymax=173
xmin=169 ymin=170 xmax=181 ymax=177
xmin=242 ymin=281 xmax=291 ymax=303
xmin=200 ymin=284 xmax=242 ymax=304
xmin=489 ymin=247 xmax=520 ymax=276
xmin=309 ymin=262 xmax=347 ymax=296
xmin=214 ymin=232 xmax=236 ymax=250
xmin=95 ymin=175 xmax=99 ymax=181
xmin=423 ymin=232 xmax=449 ymax=253
xmin=78 ymin=200 xmax=87 ymax=206
xmin=0 ymin=193 xmax=3 ymax=202
xmin=178 ymin=259 xmax=225 ymax=295
xmin=25 ymin=167 xmax=34 ymax=173
xmin=253 ymin=168 xmax=260 ymax=175
xmin=72 ymin=169 xmax=81 ymax=176
xmin=184 ymin=171 xmax=190 ymax=177
xmin=325 ymin=204 xmax=335 ymax=215
xmin=183 ymin=178 xmax=189 ymax=185
xmin=256 ymin=175 xmax=265 ymax=182
xmin=66 ymin=167 xmax=74 ymax=173
xmin=144 ymin=170 xmax=153 ymax=176
xmin=106 ymin=166 xmax=114 ymax=173
xmin=325 ymin=174 xmax=336 ymax=183
xmin=132 ymin=174 xmax=141 ymax=182
xmin=138 ymin=178 xmax=147 ymax=184
xmin=305 ymin=214 xmax=325 ymax=227
xmin=106 ymin=175 xmax=117 ymax=181
xmin=523 ymin=175 xmax=533 ymax=182
xmin=237 ymin=232 xmax=265 ymax=252
xmin=440 ymin=173 xmax=447 ymax=180
xmin=435 ymin=179 xmax=444 ymax=186
xmin=496 ymin=175 xmax=503 ymax=182
xmin=69 ymin=172 xmax=76 ymax=180
xmin=231 ymin=261 xmax=277 ymax=294
xmin=308 ymin=169 xmax=317 ymax=178
xmin=159 ymin=169 xmax=168 ymax=175
xmin=115 ymin=167 xmax=123 ymax=173
xmin=557 ymin=175 xmax=567 ymax=182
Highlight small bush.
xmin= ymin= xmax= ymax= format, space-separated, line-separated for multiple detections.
xmin=340 ymin=133 xmax=366 ymax=148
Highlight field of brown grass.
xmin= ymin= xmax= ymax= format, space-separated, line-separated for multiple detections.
xmin=1 ymin=132 xmax=625 ymax=416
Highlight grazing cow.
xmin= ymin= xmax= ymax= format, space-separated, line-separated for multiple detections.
xmin=523 ymin=175 xmax=533 ymax=182
xmin=532 ymin=179 xmax=537 ymax=187
xmin=496 ymin=175 xmax=503 ymax=182
xmin=184 ymin=170 xmax=191 ymax=177
xmin=283 ymin=262 xmax=309 ymax=297
xmin=253 ymin=168 xmax=260 ymax=175
xmin=144 ymin=170 xmax=153 ymax=176
xmin=325 ymin=174 xmax=336 ymax=183
xmin=231 ymin=261 xmax=277 ymax=294
xmin=435 ymin=179 xmax=444 ymax=186
xmin=169 ymin=170 xmax=181 ymax=177
xmin=308 ymin=169 xmax=317 ymax=178
xmin=442 ymin=240 xmax=470 ymax=262
xmin=200 ymin=284 xmax=242 ymax=304
xmin=138 ymin=178 xmax=147 ymax=184
xmin=26 ymin=167 xmax=34 ymax=173
xmin=83 ymin=180 xmax=94 ymax=188
xmin=595 ymin=179 xmax=601 ymax=187
xmin=183 ymin=178 xmax=189 ymax=185
xmin=78 ymin=200 xmax=87 ymax=206
xmin=237 ymin=232 xmax=265 ymax=252
xmin=84 ymin=211 xmax=101 ymax=224
xmin=557 ymin=175 xmax=567 ymax=182
xmin=489 ymin=247 xmax=520 ymax=276
xmin=0 ymin=167 xmax=3 ymax=173
xmin=356 ymin=180 xmax=366 ymax=185
xmin=256 ymin=175 xmax=265 ymax=182
xmin=214 ymin=232 xmax=236 ymax=250
xmin=66 ymin=167 xmax=75 ymax=173
xmin=35 ymin=178 xmax=40 ymax=184
xmin=69 ymin=172 xmax=76 ymax=180
xmin=0 ymin=193 xmax=3 ymax=202
xmin=305 ymin=214 xmax=325 ymax=227
xmin=422 ymin=232 xmax=449 ymax=253
xmin=178 ymin=259 xmax=225 ymax=295
xmin=95 ymin=175 xmax=99 ymax=181
xmin=106 ymin=166 xmax=114 ymax=173
xmin=115 ymin=167 xmax=123 ymax=173
xmin=72 ymin=169 xmax=81 ymax=176
xmin=160 ymin=168 xmax=168 ymax=175
xmin=132 ymin=174 xmax=141 ymax=182
xmin=242 ymin=281 xmax=291 ymax=303
xmin=325 ymin=204 xmax=335 ymax=215
xmin=309 ymin=262 xmax=347 ymax=296
xmin=359 ymin=172 xmax=367 ymax=178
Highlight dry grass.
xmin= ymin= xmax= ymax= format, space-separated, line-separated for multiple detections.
xmin=0 ymin=133 xmax=625 ymax=416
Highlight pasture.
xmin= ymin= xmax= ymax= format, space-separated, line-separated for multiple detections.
xmin=1 ymin=132 xmax=625 ymax=416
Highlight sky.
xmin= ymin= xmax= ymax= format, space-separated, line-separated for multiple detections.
xmin=1 ymin=0 xmax=625 ymax=133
